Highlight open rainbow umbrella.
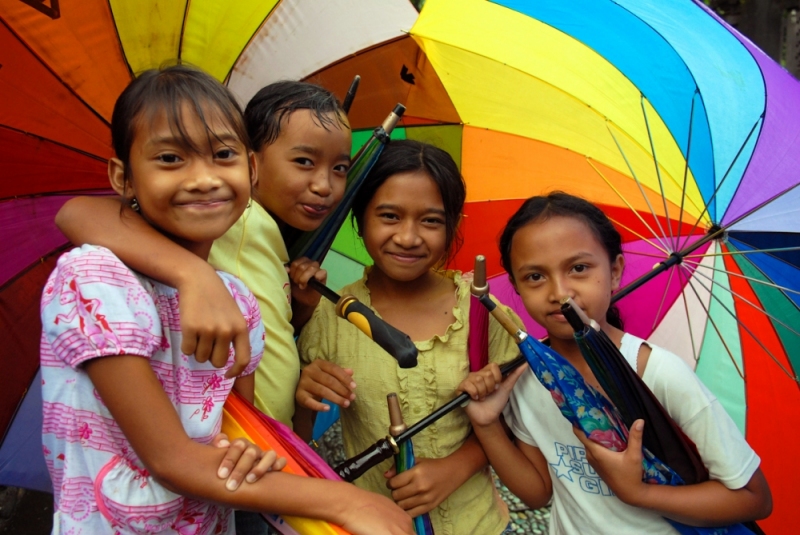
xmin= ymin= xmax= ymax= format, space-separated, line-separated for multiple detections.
xmin=3 ymin=1 xmax=799 ymax=531
xmin=304 ymin=2 xmax=800 ymax=531
xmin=0 ymin=0 xmax=419 ymax=498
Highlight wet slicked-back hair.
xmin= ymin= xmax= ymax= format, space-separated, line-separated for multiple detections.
xmin=499 ymin=192 xmax=625 ymax=329
xmin=351 ymin=139 xmax=466 ymax=264
xmin=111 ymin=64 xmax=249 ymax=181
xmin=244 ymin=81 xmax=348 ymax=151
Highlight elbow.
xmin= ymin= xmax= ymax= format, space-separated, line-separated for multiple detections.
xmin=753 ymin=491 xmax=773 ymax=521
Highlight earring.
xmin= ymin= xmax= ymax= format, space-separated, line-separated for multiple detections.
xmin=130 ymin=197 xmax=140 ymax=212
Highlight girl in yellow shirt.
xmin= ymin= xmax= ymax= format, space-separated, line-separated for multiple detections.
xmin=296 ymin=139 xmax=520 ymax=535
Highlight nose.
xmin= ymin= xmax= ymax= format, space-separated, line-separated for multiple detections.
xmin=548 ymin=275 xmax=574 ymax=303
xmin=186 ymin=160 xmax=223 ymax=191
xmin=392 ymin=220 xmax=422 ymax=248
xmin=309 ymin=168 xmax=333 ymax=197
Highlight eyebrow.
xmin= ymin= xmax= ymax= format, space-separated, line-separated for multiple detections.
xmin=375 ymin=203 xmax=447 ymax=217
xmin=516 ymin=252 xmax=595 ymax=272
xmin=145 ymin=132 xmax=241 ymax=148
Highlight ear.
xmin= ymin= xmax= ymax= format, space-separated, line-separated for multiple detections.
xmin=248 ymin=151 xmax=258 ymax=189
xmin=107 ymin=158 xmax=130 ymax=198
xmin=610 ymin=253 xmax=625 ymax=292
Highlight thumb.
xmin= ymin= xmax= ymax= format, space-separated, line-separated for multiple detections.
xmin=626 ymin=419 xmax=645 ymax=458
xmin=501 ymin=362 xmax=528 ymax=391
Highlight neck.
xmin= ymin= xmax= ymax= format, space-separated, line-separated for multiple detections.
xmin=366 ymin=266 xmax=446 ymax=301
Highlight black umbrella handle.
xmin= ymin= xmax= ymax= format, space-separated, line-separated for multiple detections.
xmin=306 ymin=279 xmax=419 ymax=368
xmin=334 ymin=436 xmax=398 ymax=482
xmin=334 ymin=355 xmax=528 ymax=482
xmin=336 ymin=295 xmax=419 ymax=369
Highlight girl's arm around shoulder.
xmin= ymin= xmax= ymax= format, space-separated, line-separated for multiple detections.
xmin=55 ymin=196 xmax=251 ymax=375
xmin=85 ymin=354 xmax=414 ymax=535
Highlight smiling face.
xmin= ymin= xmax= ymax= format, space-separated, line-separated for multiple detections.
xmin=109 ymin=103 xmax=254 ymax=259
xmin=253 ymin=109 xmax=351 ymax=231
xmin=509 ymin=215 xmax=624 ymax=342
xmin=361 ymin=171 xmax=449 ymax=283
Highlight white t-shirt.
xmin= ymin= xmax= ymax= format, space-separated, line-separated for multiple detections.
xmin=504 ymin=333 xmax=760 ymax=535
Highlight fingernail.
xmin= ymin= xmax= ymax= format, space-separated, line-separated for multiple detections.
xmin=226 ymin=479 xmax=238 ymax=491
xmin=343 ymin=400 xmax=350 ymax=408
xmin=494 ymin=384 xmax=500 ymax=390
xmin=246 ymin=473 xmax=257 ymax=483
xmin=218 ymin=467 xmax=229 ymax=479
xmin=635 ymin=421 xmax=644 ymax=431
xmin=322 ymin=405 xmax=330 ymax=411
xmin=218 ymin=439 xmax=230 ymax=448
xmin=350 ymin=382 xmax=357 ymax=389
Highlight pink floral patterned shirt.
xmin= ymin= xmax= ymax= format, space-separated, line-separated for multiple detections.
xmin=40 ymin=245 xmax=265 ymax=535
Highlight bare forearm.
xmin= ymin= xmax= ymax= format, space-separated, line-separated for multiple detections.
xmin=472 ymin=421 xmax=551 ymax=509
xmin=56 ymin=196 xmax=209 ymax=286
xmin=160 ymin=442 xmax=358 ymax=523
xmin=442 ymin=433 xmax=488 ymax=486
xmin=629 ymin=470 xmax=772 ymax=527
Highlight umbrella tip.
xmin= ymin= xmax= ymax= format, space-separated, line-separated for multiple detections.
xmin=560 ymin=297 xmax=600 ymax=332
xmin=387 ymin=393 xmax=407 ymax=436
xmin=471 ymin=255 xmax=489 ymax=296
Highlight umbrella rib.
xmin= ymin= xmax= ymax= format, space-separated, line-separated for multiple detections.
xmin=586 ymin=157 xmax=670 ymax=254
xmin=640 ymin=95 xmax=675 ymax=248
xmin=650 ymin=266 xmax=676 ymax=333
xmin=676 ymin=91 xmax=698 ymax=252
xmin=607 ymin=215 xmax=670 ymax=256
xmin=682 ymin=257 xmax=800 ymax=297
xmin=685 ymin=246 xmax=800 ymax=259
xmin=683 ymin=266 xmax=800 ymax=382
xmin=688 ymin=264 xmax=800 ymax=337
xmin=724 ymin=183 xmax=800 ymax=230
xmin=679 ymin=114 xmax=764 ymax=250
xmin=676 ymin=265 xmax=701 ymax=362
xmin=678 ymin=265 xmax=745 ymax=379
xmin=604 ymin=124 xmax=672 ymax=253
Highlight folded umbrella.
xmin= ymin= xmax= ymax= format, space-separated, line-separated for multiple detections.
xmin=387 ymin=393 xmax=434 ymax=535
xmin=222 ymin=390 xmax=350 ymax=535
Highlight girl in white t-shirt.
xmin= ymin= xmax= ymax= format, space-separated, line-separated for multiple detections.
xmin=458 ymin=192 xmax=772 ymax=534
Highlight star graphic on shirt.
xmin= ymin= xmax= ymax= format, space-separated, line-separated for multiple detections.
xmin=550 ymin=456 xmax=575 ymax=482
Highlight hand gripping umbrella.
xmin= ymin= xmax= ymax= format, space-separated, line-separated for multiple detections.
xmin=559 ymin=297 xmax=708 ymax=487
xmin=386 ymin=393 xmax=434 ymax=535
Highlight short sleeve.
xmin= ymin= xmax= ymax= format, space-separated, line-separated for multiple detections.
xmin=644 ymin=347 xmax=760 ymax=489
xmin=40 ymin=245 xmax=162 ymax=368
xmin=503 ymin=369 xmax=542 ymax=447
xmin=487 ymin=295 xmax=523 ymax=366
xmin=297 ymin=298 xmax=337 ymax=367
xmin=218 ymin=272 xmax=265 ymax=377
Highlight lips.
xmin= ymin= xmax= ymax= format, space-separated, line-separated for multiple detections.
xmin=301 ymin=203 xmax=332 ymax=217
xmin=385 ymin=251 xmax=425 ymax=264
xmin=176 ymin=197 xmax=232 ymax=208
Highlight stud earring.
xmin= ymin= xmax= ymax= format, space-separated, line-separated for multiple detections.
xmin=130 ymin=197 xmax=140 ymax=212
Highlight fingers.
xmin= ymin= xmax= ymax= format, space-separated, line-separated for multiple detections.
xmin=181 ymin=327 xmax=198 ymax=360
xmin=226 ymin=328 xmax=252 ymax=379
xmin=211 ymin=433 xmax=231 ymax=448
xmin=246 ymin=450 xmax=287 ymax=483
xmin=383 ymin=466 xmax=398 ymax=480
xmin=500 ymin=362 xmax=528 ymax=391
xmin=218 ymin=438 xmax=261 ymax=491
xmin=296 ymin=360 xmax=357 ymax=410
xmin=625 ymin=420 xmax=645 ymax=458
xmin=288 ymin=258 xmax=326 ymax=289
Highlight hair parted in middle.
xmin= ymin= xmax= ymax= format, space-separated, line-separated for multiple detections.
xmin=350 ymin=138 xmax=466 ymax=264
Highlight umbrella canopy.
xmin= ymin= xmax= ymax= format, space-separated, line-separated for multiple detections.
xmin=3 ymin=2 xmax=799 ymax=531
xmin=306 ymin=2 xmax=800 ymax=531
xmin=0 ymin=0 xmax=418 ymax=491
